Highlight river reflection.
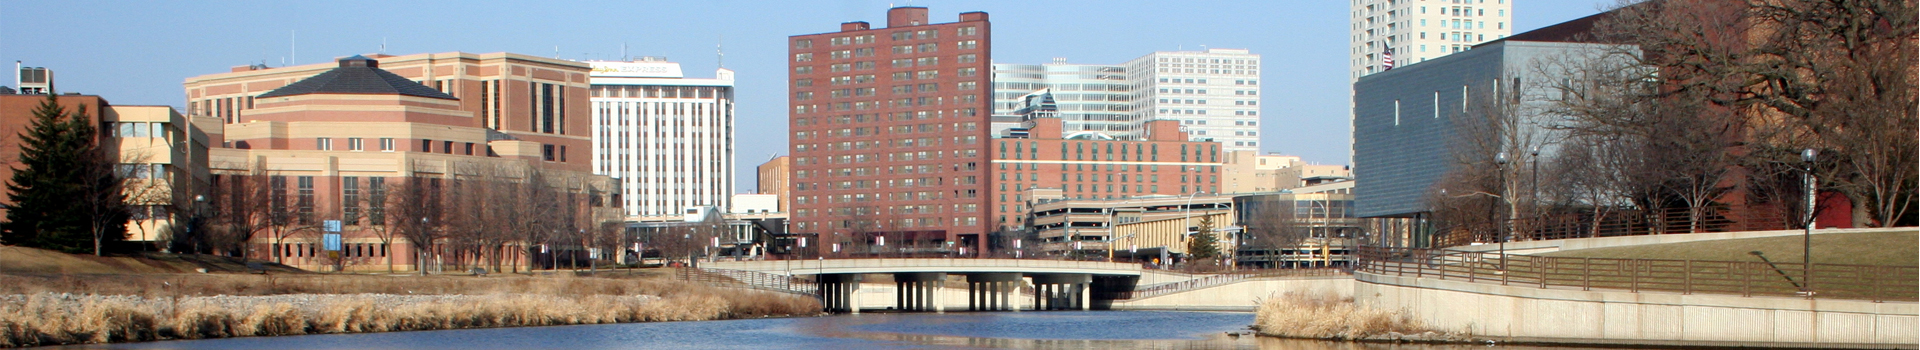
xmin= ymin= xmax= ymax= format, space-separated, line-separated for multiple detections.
xmin=42 ymin=311 xmax=1629 ymax=350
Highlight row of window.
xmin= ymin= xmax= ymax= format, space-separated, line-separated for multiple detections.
xmin=796 ymin=26 xmax=980 ymax=49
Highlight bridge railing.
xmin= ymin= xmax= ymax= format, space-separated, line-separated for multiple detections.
xmin=702 ymin=258 xmax=1146 ymax=274
xmin=1110 ymin=268 xmax=1349 ymax=300
xmin=675 ymin=267 xmax=819 ymax=296
xmin=1355 ymin=246 xmax=1918 ymax=302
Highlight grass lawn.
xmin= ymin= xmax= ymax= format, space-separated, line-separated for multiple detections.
xmin=1538 ymin=229 xmax=1918 ymax=266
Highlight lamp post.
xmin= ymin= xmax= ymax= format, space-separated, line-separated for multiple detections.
xmin=1494 ymin=151 xmax=1509 ymax=271
xmin=1529 ymin=146 xmax=1540 ymax=226
xmin=1801 ymin=148 xmax=1817 ymax=294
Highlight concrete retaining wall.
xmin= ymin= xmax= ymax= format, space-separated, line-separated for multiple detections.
xmin=1111 ymin=277 xmax=1354 ymax=311
xmin=1356 ymin=272 xmax=1918 ymax=348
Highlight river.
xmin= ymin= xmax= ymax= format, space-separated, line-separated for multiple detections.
xmin=43 ymin=311 xmax=1631 ymax=349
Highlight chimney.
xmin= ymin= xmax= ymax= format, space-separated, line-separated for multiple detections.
xmin=888 ymin=7 xmax=928 ymax=28
xmin=840 ymin=21 xmax=870 ymax=32
xmin=959 ymin=11 xmax=988 ymax=22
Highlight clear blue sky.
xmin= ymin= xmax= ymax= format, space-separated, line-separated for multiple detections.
xmin=0 ymin=0 xmax=1610 ymax=192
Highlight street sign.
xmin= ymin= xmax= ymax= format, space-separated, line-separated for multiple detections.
xmin=323 ymin=220 xmax=343 ymax=233
xmin=322 ymin=233 xmax=342 ymax=251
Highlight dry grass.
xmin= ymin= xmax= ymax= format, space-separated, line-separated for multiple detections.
xmin=1537 ymin=229 xmax=1918 ymax=266
xmin=1252 ymin=292 xmax=1427 ymax=340
xmin=0 ymin=273 xmax=820 ymax=347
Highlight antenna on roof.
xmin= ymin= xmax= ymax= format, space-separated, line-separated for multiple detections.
xmin=621 ymin=42 xmax=628 ymax=61
xmin=554 ymin=46 xmax=561 ymax=59
xmin=717 ymin=35 xmax=725 ymax=68
xmin=290 ymin=30 xmax=297 ymax=65
xmin=380 ymin=37 xmax=387 ymax=54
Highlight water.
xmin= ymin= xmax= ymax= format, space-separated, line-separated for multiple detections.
xmin=43 ymin=311 xmax=1629 ymax=350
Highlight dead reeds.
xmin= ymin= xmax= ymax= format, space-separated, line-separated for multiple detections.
xmin=1252 ymin=292 xmax=1428 ymax=340
xmin=0 ymin=273 xmax=819 ymax=347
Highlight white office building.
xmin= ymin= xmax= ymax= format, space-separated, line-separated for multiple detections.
xmin=1124 ymin=48 xmax=1263 ymax=151
xmin=1350 ymin=0 xmax=1514 ymax=81
xmin=990 ymin=60 xmax=1131 ymax=137
xmin=992 ymin=49 xmax=1262 ymax=151
xmin=588 ymin=58 xmax=736 ymax=219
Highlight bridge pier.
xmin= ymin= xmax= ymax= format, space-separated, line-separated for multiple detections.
xmin=818 ymin=273 xmax=863 ymax=314
xmin=964 ymin=273 xmax=1021 ymax=311
xmin=1029 ymin=273 xmax=1091 ymax=311
xmin=893 ymin=272 xmax=946 ymax=313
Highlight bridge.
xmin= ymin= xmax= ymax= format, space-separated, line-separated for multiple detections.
xmin=698 ymin=258 xmax=1345 ymax=313
xmin=702 ymin=258 xmax=1146 ymax=313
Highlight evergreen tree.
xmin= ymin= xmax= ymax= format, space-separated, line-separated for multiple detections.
xmin=3 ymin=94 xmax=120 ymax=254
xmin=1186 ymin=216 xmax=1222 ymax=263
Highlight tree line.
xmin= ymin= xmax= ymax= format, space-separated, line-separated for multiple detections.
xmin=1431 ymin=0 xmax=1915 ymax=239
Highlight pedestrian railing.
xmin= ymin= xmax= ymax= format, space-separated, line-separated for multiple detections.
xmin=675 ymin=267 xmax=818 ymax=296
xmin=1355 ymin=246 xmax=1918 ymax=302
xmin=1110 ymin=268 xmax=1349 ymax=300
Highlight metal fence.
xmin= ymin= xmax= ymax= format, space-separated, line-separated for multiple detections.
xmin=1110 ymin=268 xmax=1349 ymax=300
xmin=1430 ymin=205 xmax=1790 ymax=248
xmin=1355 ymin=246 xmax=1917 ymax=302
xmin=674 ymin=267 xmax=818 ymax=295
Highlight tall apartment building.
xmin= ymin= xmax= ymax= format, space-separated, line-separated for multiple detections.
xmin=1123 ymin=49 xmax=1263 ymax=151
xmin=989 ymin=60 xmax=1130 ymax=137
xmin=586 ymin=58 xmax=736 ymax=220
xmin=788 ymin=7 xmax=994 ymax=254
xmin=1350 ymin=0 xmax=1514 ymax=81
xmin=989 ymin=116 xmax=1224 ymax=233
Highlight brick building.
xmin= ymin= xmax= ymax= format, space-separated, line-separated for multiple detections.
xmin=990 ymin=116 xmax=1226 ymax=235
xmin=787 ymin=7 xmax=993 ymax=255
xmin=193 ymin=55 xmax=617 ymax=272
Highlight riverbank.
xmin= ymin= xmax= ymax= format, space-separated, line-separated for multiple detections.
xmin=0 ymin=272 xmax=820 ymax=347
xmin=1252 ymin=291 xmax=1478 ymax=344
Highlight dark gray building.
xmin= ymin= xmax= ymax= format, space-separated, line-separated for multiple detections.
xmin=1351 ymin=12 xmax=1619 ymax=219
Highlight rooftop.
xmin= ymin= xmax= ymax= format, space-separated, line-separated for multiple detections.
xmin=256 ymin=55 xmax=456 ymax=100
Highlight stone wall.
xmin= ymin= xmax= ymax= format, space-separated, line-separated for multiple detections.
xmin=1356 ymin=272 xmax=1918 ymax=348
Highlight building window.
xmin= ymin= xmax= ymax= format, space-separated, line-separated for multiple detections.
xmin=380 ymin=138 xmax=395 ymax=152
xmin=317 ymin=138 xmax=333 ymax=151
xmin=543 ymin=144 xmax=556 ymax=162
xmin=464 ymin=142 xmax=475 ymax=155
xmin=347 ymin=137 xmax=364 ymax=151
xmin=443 ymin=141 xmax=454 ymax=154
xmin=421 ymin=139 xmax=433 ymax=152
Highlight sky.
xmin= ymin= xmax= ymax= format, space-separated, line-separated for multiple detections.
xmin=0 ymin=0 xmax=1612 ymax=192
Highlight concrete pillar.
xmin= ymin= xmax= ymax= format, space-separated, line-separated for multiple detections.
xmin=819 ymin=274 xmax=863 ymax=313
xmin=892 ymin=272 xmax=946 ymax=312
xmin=1078 ymin=283 xmax=1090 ymax=311
xmin=1028 ymin=273 xmax=1091 ymax=311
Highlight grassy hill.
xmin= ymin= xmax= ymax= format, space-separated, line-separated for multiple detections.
xmin=0 ymin=245 xmax=303 ymax=275
xmin=1538 ymin=229 xmax=1918 ymax=266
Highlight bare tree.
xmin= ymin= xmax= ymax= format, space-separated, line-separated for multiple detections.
xmin=1603 ymin=0 xmax=1917 ymax=227
xmin=387 ymin=165 xmax=444 ymax=275
xmin=205 ymin=163 xmax=273 ymax=259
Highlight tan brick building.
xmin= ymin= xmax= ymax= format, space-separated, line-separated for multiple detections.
xmin=190 ymin=55 xmax=616 ymax=272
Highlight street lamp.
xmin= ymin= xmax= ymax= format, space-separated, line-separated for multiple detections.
xmin=1800 ymin=148 xmax=1817 ymax=293
xmin=1494 ymin=151 xmax=1509 ymax=271
xmin=1529 ymin=146 xmax=1540 ymax=223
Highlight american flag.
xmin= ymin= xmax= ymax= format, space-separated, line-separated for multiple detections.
xmin=1383 ymin=48 xmax=1396 ymax=71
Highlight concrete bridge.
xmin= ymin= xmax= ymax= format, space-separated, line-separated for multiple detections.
xmin=704 ymin=258 xmax=1149 ymax=313
xmin=701 ymin=258 xmax=1346 ymax=313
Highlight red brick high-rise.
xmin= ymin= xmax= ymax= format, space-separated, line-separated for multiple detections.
xmin=788 ymin=7 xmax=992 ymax=255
